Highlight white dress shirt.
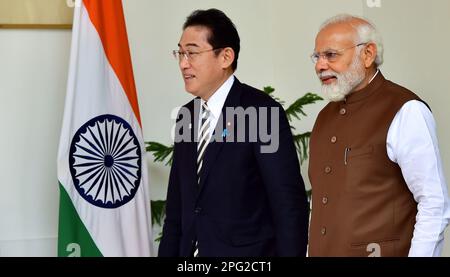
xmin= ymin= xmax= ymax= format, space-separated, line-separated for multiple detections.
xmin=379 ymin=73 xmax=450 ymax=256
xmin=198 ymin=75 xmax=234 ymax=138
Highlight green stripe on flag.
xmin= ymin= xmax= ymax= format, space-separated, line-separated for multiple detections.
xmin=58 ymin=183 xmax=103 ymax=257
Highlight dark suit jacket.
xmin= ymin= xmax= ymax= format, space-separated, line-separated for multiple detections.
xmin=158 ymin=78 xmax=309 ymax=257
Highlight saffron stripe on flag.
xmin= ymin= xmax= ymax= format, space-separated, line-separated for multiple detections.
xmin=83 ymin=0 xmax=142 ymax=126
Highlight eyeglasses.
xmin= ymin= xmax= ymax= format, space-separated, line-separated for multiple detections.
xmin=310 ymin=43 xmax=367 ymax=64
xmin=172 ymin=48 xmax=223 ymax=62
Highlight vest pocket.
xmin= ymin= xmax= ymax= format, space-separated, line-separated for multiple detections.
xmin=347 ymin=145 xmax=374 ymax=159
xmin=350 ymin=238 xmax=400 ymax=257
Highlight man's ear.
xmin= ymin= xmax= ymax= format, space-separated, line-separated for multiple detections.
xmin=363 ymin=42 xmax=377 ymax=68
xmin=221 ymin=47 xmax=235 ymax=69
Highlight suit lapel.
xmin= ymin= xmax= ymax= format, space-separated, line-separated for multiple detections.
xmin=197 ymin=78 xmax=242 ymax=193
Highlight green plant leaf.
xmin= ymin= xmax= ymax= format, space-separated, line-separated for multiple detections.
xmin=154 ymin=231 xmax=163 ymax=242
xmin=285 ymin=93 xmax=323 ymax=121
xmin=293 ymin=132 xmax=311 ymax=164
xmin=262 ymin=86 xmax=285 ymax=106
xmin=151 ymin=200 xmax=166 ymax=242
xmin=150 ymin=200 xmax=166 ymax=226
xmin=263 ymin=86 xmax=275 ymax=95
xmin=306 ymin=189 xmax=312 ymax=215
xmin=145 ymin=142 xmax=174 ymax=166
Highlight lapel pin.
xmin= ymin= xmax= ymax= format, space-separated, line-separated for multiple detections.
xmin=222 ymin=129 xmax=229 ymax=138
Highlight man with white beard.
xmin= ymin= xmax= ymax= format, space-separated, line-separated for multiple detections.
xmin=308 ymin=14 xmax=450 ymax=257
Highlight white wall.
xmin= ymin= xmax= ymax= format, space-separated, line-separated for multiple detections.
xmin=0 ymin=0 xmax=449 ymax=256
xmin=0 ymin=29 xmax=70 ymax=256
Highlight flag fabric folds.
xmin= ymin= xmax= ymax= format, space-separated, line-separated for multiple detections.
xmin=57 ymin=0 xmax=153 ymax=257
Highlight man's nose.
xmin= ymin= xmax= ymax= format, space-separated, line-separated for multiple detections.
xmin=315 ymin=56 xmax=329 ymax=73
xmin=179 ymin=57 xmax=190 ymax=70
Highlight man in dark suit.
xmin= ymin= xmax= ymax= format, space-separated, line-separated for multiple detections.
xmin=158 ymin=8 xmax=309 ymax=257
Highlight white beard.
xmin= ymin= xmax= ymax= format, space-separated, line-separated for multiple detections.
xmin=319 ymin=57 xmax=366 ymax=102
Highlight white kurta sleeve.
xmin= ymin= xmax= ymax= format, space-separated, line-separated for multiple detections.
xmin=387 ymin=100 xmax=450 ymax=257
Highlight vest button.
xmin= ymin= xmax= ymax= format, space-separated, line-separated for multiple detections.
xmin=331 ymin=136 xmax=337 ymax=143
xmin=340 ymin=108 xmax=347 ymax=115
xmin=321 ymin=227 xmax=327 ymax=235
xmin=194 ymin=207 xmax=202 ymax=214
xmin=322 ymin=197 xmax=328 ymax=205
xmin=324 ymin=166 xmax=332 ymax=174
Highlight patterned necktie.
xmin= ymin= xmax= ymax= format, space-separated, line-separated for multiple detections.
xmin=197 ymin=102 xmax=211 ymax=186
xmin=193 ymin=102 xmax=211 ymax=257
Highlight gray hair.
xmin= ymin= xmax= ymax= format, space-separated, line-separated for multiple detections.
xmin=320 ymin=14 xmax=384 ymax=67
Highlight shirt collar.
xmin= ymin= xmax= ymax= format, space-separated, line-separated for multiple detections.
xmin=345 ymin=70 xmax=385 ymax=104
xmin=368 ymin=69 xmax=380 ymax=84
xmin=201 ymin=75 xmax=235 ymax=119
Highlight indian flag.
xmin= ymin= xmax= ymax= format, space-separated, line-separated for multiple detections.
xmin=57 ymin=0 xmax=153 ymax=257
